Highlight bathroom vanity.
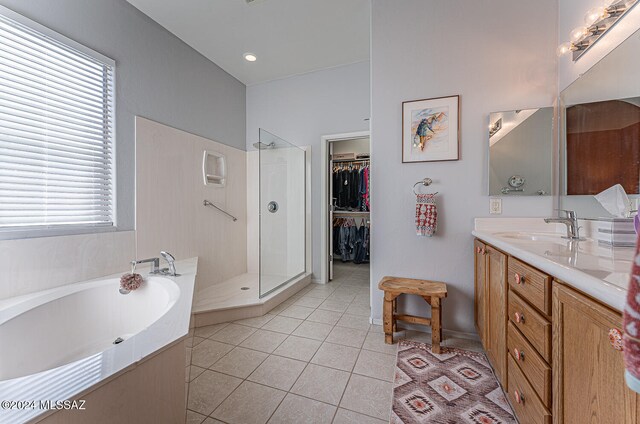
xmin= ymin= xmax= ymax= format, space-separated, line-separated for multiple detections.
xmin=474 ymin=219 xmax=638 ymax=424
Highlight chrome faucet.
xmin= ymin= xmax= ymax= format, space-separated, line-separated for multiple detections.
xmin=131 ymin=252 xmax=178 ymax=276
xmin=131 ymin=257 xmax=160 ymax=274
xmin=544 ymin=209 xmax=583 ymax=240
xmin=160 ymin=251 xmax=178 ymax=276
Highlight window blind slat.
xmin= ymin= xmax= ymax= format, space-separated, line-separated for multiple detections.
xmin=0 ymin=10 xmax=115 ymax=231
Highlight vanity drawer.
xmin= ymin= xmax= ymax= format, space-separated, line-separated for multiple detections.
xmin=508 ymin=355 xmax=552 ymax=424
xmin=508 ymin=291 xmax=552 ymax=362
xmin=507 ymin=322 xmax=551 ymax=407
xmin=508 ymin=257 xmax=551 ymax=316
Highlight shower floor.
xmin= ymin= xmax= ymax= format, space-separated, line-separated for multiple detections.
xmin=192 ymin=272 xmax=311 ymax=326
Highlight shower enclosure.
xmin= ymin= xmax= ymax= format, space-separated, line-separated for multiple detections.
xmin=257 ymin=129 xmax=306 ymax=297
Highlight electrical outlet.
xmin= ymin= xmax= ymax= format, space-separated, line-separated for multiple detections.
xmin=490 ymin=198 xmax=502 ymax=214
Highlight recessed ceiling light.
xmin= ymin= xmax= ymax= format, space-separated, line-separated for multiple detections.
xmin=244 ymin=53 xmax=257 ymax=62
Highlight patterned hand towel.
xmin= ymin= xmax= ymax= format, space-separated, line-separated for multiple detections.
xmin=624 ymin=231 xmax=640 ymax=393
xmin=416 ymin=193 xmax=437 ymax=237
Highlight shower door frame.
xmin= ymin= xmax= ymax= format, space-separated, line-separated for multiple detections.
xmin=319 ymin=130 xmax=370 ymax=284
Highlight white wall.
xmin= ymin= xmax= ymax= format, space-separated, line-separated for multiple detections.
xmin=370 ymin=0 xmax=558 ymax=334
xmin=246 ymin=61 xmax=371 ymax=279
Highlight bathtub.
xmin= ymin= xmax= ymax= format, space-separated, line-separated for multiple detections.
xmin=0 ymin=257 xmax=197 ymax=423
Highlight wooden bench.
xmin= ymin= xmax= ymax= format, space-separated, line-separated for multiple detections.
xmin=378 ymin=276 xmax=448 ymax=353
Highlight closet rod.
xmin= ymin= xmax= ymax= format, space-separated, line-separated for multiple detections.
xmin=331 ymin=158 xmax=370 ymax=163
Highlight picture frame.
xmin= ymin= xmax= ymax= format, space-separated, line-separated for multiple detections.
xmin=402 ymin=95 xmax=460 ymax=163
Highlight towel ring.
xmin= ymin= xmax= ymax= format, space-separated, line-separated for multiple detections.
xmin=413 ymin=178 xmax=435 ymax=196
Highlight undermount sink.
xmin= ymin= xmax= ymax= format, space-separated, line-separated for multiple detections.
xmin=494 ymin=231 xmax=565 ymax=242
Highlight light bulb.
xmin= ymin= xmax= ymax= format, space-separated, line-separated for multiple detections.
xmin=557 ymin=42 xmax=573 ymax=56
xmin=584 ymin=6 xmax=607 ymax=25
xmin=570 ymin=26 xmax=589 ymax=41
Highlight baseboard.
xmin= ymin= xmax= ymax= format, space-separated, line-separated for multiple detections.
xmin=369 ymin=317 xmax=480 ymax=341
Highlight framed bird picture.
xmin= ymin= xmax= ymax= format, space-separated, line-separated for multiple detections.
xmin=402 ymin=95 xmax=460 ymax=163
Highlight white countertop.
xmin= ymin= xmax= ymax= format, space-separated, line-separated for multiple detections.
xmin=473 ymin=218 xmax=634 ymax=312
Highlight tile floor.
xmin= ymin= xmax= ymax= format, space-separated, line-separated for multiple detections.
xmin=185 ymin=262 xmax=482 ymax=424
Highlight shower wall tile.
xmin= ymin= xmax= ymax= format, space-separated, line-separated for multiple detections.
xmin=0 ymin=230 xmax=135 ymax=300
xmin=135 ymin=117 xmax=247 ymax=295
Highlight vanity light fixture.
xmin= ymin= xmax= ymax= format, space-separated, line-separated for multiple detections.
xmin=558 ymin=0 xmax=638 ymax=61
xmin=243 ymin=52 xmax=257 ymax=62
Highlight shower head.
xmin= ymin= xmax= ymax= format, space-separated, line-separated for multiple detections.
xmin=253 ymin=141 xmax=276 ymax=150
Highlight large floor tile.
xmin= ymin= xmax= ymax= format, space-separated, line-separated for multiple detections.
xmin=187 ymin=370 xmax=242 ymax=416
xmin=318 ymin=299 xmax=351 ymax=313
xmin=294 ymin=295 xmax=324 ymax=308
xmin=248 ymin=355 xmax=307 ymax=391
xmin=306 ymin=309 xmax=343 ymax=325
xmin=336 ymin=313 xmax=371 ymax=331
xmin=261 ymin=315 xmax=303 ymax=334
xmin=194 ymin=323 xmax=229 ymax=338
xmin=279 ymin=305 xmax=315 ymax=319
xmin=186 ymin=336 xmax=206 ymax=348
xmin=234 ymin=314 xmax=276 ymax=328
xmin=210 ymin=346 xmax=268 ymax=378
xmin=292 ymin=321 xmax=333 ymax=341
xmin=209 ymin=323 xmax=257 ymax=345
xmin=340 ymin=374 xmax=392 ymax=421
xmin=211 ymin=381 xmax=286 ymax=424
xmin=352 ymin=349 xmax=396 ymax=382
xmin=332 ymin=408 xmax=387 ymax=424
xmin=325 ymin=326 xmax=367 ymax=348
xmin=186 ymin=409 xmax=207 ymax=424
xmin=239 ymin=329 xmax=288 ymax=353
xmin=345 ymin=303 xmax=371 ymax=317
xmin=191 ymin=339 xmax=235 ymax=368
xmin=188 ymin=365 xmax=206 ymax=382
xmin=362 ymin=331 xmax=399 ymax=355
xmin=267 ymin=393 xmax=336 ymax=424
xmin=445 ymin=337 xmax=484 ymax=352
xmin=290 ymin=364 xmax=350 ymax=405
xmin=310 ymin=342 xmax=360 ymax=372
xmin=272 ymin=335 xmax=322 ymax=362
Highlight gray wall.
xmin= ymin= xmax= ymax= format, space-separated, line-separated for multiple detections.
xmin=246 ymin=61 xmax=371 ymax=279
xmin=0 ymin=0 xmax=247 ymax=231
xmin=371 ymin=0 xmax=557 ymax=334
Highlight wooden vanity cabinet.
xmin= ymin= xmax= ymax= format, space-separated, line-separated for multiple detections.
xmin=552 ymin=282 xmax=638 ymax=424
xmin=475 ymin=238 xmax=639 ymax=424
xmin=475 ymin=241 xmax=508 ymax=387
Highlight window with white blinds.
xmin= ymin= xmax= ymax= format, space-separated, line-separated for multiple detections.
xmin=0 ymin=8 xmax=115 ymax=234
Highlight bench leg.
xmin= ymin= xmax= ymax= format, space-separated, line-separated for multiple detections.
xmin=383 ymin=292 xmax=398 ymax=344
xmin=392 ymin=298 xmax=398 ymax=333
xmin=431 ymin=297 xmax=442 ymax=353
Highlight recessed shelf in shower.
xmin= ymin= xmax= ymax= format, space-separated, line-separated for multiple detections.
xmin=202 ymin=150 xmax=226 ymax=187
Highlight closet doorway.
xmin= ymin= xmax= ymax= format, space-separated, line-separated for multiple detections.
xmin=320 ymin=132 xmax=370 ymax=284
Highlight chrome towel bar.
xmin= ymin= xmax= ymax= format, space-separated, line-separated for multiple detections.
xmin=203 ymin=200 xmax=238 ymax=222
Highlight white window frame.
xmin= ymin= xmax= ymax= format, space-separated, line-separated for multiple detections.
xmin=0 ymin=6 xmax=117 ymax=240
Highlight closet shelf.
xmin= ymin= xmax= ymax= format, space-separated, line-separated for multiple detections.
xmin=333 ymin=211 xmax=370 ymax=216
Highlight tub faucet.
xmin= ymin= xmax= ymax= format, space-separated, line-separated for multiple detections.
xmin=131 ymin=257 xmax=160 ymax=274
xmin=160 ymin=251 xmax=178 ymax=276
xmin=544 ymin=209 xmax=583 ymax=240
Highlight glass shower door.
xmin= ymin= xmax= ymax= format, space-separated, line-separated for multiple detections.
xmin=259 ymin=129 xmax=306 ymax=297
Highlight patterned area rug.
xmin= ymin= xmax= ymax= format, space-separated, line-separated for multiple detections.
xmin=391 ymin=340 xmax=517 ymax=424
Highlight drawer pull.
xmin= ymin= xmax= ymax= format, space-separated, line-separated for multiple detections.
xmin=609 ymin=328 xmax=624 ymax=351
xmin=513 ymin=347 xmax=524 ymax=361
xmin=514 ymin=389 xmax=524 ymax=404
xmin=514 ymin=273 xmax=525 ymax=285
xmin=514 ymin=312 xmax=525 ymax=324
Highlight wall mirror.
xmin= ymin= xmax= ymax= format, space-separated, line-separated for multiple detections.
xmin=559 ymin=28 xmax=640 ymax=218
xmin=488 ymin=108 xmax=554 ymax=196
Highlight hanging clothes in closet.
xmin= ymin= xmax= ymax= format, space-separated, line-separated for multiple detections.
xmin=332 ymin=161 xmax=369 ymax=212
xmin=332 ymin=217 xmax=370 ymax=264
